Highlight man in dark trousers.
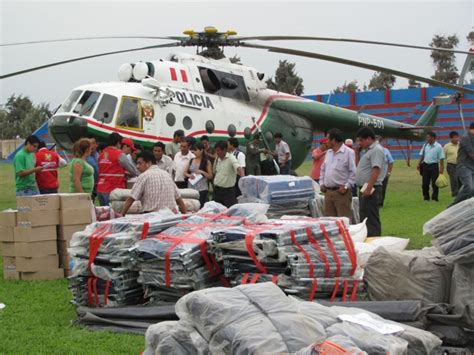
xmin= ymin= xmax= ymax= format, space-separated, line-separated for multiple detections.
xmin=213 ymin=140 xmax=244 ymax=207
xmin=355 ymin=127 xmax=387 ymax=236
xmin=417 ymin=131 xmax=445 ymax=202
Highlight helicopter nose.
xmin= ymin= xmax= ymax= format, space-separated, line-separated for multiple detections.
xmin=48 ymin=114 xmax=88 ymax=151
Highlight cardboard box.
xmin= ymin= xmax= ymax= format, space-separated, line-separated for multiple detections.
xmin=59 ymin=193 xmax=92 ymax=210
xmin=17 ymin=194 xmax=59 ymax=211
xmin=4 ymin=269 xmax=20 ymax=280
xmin=14 ymin=225 xmax=57 ymax=243
xmin=60 ymin=208 xmax=92 ymax=226
xmin=14 ymin=240 xmax=57 ymax=257
xmin=0 ymin=226 xmax=14 ymax=242
xmin=1 ymin=242 xmax=15 ymax=257
xmin=17 ymin=210 xmax=60 ymax=227
xmin=20 ymin=268 xmax=64 ymax=281
xmin=0 ymin=210 xmax=17 ymax=227
xmin=59 ymin=252 xmax=71 ymax=269
xmin=57 ymin=224 xmax=88 ymax=242
xmin=16 ymin=255 xmax=59 ymax=272
xmin=58 ymin=240 xmax=70 ymax=254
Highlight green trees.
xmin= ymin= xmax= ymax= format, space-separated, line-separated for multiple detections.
xmin=430 ymin=34 xmax=459 ymax=84
xmin=368 ymin=72 xmax=396 ymax=91
xmin=0 ymin=95 xmax=51 ymax=139
xmin=265 ymin=60 xmax=304 ymax=96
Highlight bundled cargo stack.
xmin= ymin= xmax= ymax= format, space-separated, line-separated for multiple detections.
xmin=130 ymin=203 xmax=268 ymax=303
xmin=423 ymin=197 xmax=474 ymax=330
xmin=238 ymin=175 xmax=315 ymax=218
xmin=67 ymin=210 xmax=184 ymax=307
xmin=208 ymin=216 xmax=362 ymax=301
xmin=57 ymin=193 xmax=94 ymax=276
xmin=109 ymin=188 xmax=201 ymax=215
xmin=1 ymin=195 xmax=63 ymax=280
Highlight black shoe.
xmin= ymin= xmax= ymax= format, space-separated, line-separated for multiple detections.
xmin=432 ymin=198 xmax=439 ymax=202
xmin=424 ymin=198 xmax=430 ymax=201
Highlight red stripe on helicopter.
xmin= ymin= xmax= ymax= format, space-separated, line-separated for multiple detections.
xmin=85 ymin=94 xmax=303 ymax=141
xmin=170 ymin=68 xmax=178 ymax=81
xmin=180 ymin=70 xmax=188 ymax=83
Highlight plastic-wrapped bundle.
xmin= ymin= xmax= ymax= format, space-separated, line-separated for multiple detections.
xmin=110 ymin=200 xmax=143 ymax=214
xmin=365 ymin=247 xmax=453 ymax=304
xmin=146 ymin=283 xmax=440 ymax=355
xmin=208 ymin=218 xmax=359 ymax=301
xmin=175 ymin=283 xmax=327 ymax=354
xmin=423 ymin=197 xmax=474 ymax=264
xmin=449 ymin=262 xmax=474 ymax=329
xmin=296 ymin=335 xmax=367 ymax=355
xmin=328 ymin=305 xmax=442 ymax=355
xmin=68 ymin=210 xmax=184 ymax=307
xmin=131 ymin=203 xmax=269 ymax=302
xmin=239 ymin=175 xmax=315 ymax=204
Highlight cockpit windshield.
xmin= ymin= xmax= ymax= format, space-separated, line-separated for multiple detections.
xmin=93 ymin=94 xmax=117 ymax=123
xmin=57 ymin=90 xmax=82 ymax=113
xmin=73 ymin=91 xmax=100 ymax=116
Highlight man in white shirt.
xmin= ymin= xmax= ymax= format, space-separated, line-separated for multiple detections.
xmin=153 ymin=142 xmax=173 ymax=175
xmin=272 ymin=132 xmax=292 ymax=175
xmin=228 ymin=137 xmax=246 ymax=196
xmin=173 ymin=140 xmax=195 ymax=189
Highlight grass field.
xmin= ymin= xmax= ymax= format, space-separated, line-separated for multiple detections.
xmin=0 ymin=161 xmax=451 ymax=353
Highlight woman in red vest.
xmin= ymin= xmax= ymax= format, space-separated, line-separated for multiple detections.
xmin=35 ymin=141 xmax=67 ymax=194
xmin=96 ymin=133 xmax=139 ymax=206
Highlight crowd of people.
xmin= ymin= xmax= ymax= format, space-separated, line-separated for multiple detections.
xmin=12 ymin=123 xmax=474 ymax=237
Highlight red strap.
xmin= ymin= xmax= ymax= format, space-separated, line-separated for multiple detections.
xmin=220 ymin=276 xmax=230 ymax=287
xmin=308 ymin=279 xmax=318 ymax=302
xmin=250 ymin=273 xmax=261 ymax=284
xmin=306 ymin=227 xmax=330 ymax=278
xmin=87 ymin=277 xmax=94 ymax=306
xmin=336 ymin=220 xmax=357 ymax=275
xmin=104 ymin=280 xmax=111 ymax=306
xmin=320 ymin=224 xmax=341 ymax=277
xmin=341 ymin=279 xmax=349 ymax=302
xmin=88 ymin=224 xmax=111 ymax=272
xmin=140 ymin=222 xmax=150 ymax=240
xmin=330 ymin=279 xmax=340 ymax=302
xmin=93 ymin=278 xmax=99 ymax=306
xmin=350 ymin=280 xmax=359 ymax=302
xmin=241 ymin=273 xmax=250 ymax=284
xmin=245 ymin=233 xmax=268 ymax=274
xmin=290 ymin=230 xmax=314 ymax=278
xmin=271 ymin=275 xmax=279 ymax=284
xmin=164 ymin=241 xmax=179 ymax=287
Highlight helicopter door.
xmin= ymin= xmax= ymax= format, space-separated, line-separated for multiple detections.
xmin=116 ymin=96 xmax=143 ymax=131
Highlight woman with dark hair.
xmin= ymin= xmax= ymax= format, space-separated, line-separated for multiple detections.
xmin=70 ymin=138 xmax=94 ymax=193
xmin=185 ymin=142 xmax=213 ymax=207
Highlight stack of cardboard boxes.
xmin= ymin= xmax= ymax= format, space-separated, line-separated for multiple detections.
xmin=0 ymin=193 xmax=93 ymax=280
xmin=1 ymin=195 xmax=63 ymax=280
xmin=57 ymin=193 xmax=93 ymax=276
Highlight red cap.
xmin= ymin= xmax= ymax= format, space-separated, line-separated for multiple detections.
xmin=319 ymin=137 xmax=329 ymax=144
xmin=122 ymin=138 xmax=136 ymax=151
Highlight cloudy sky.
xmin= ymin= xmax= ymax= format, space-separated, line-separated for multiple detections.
xmin=1 ymin=0 xmax=472 ymax=107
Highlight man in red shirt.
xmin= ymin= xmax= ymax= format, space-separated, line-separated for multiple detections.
xmin=97 ymin=133 xmax=139 ymax=206
xmin=311 ymin=138 xmax=328 ymax=183
xmin=35 ymin=141 xmax=67 ymax=194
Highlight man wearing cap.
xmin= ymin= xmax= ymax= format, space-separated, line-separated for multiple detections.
xmin=320 ymin=129 xmax=356 ymax=221
xmin=245 ymin=134 xmax=267 ymax=176
xmin=97 ymin=133 xmax=139 ymax=206
xmin=311 ymin=138 xmax=328 ymax=183
xmin=122 ymin=137 xmax=137 ymax=165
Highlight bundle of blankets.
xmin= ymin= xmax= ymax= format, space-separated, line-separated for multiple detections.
xmin=143 ymin=282 xmax=442 ymax=355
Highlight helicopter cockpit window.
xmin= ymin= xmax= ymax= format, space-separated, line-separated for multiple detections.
xmin=198 ymin=67 xmax=249 ymax=101
xmin=93 ymin=94 xmax=117 ymax=124
xmin=57 ymin=90 xmax=82 ymax=113
xmin=73 ymin=91 xmax=100 ymax=116
xmin=117 ymin=97 xmax=141 ymax=129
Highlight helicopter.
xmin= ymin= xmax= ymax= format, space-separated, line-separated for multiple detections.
xmin=2 ymin=26 xmax=473 ymax=169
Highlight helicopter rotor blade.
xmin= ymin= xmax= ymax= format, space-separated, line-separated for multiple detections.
xmin=237 ymin=36 xmax=471 ymax=55
xmin=240 ymin=42 xmax=474 ymax=95
xmin=1 ymin=36 xmax=186 ymax=47
xmin=0 ymin=42 xmax=181 ymax=79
